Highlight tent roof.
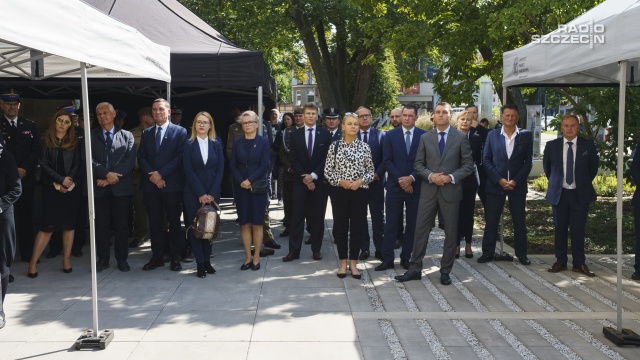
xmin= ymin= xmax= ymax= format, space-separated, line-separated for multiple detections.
xmin=83 ymin=0 xmax=276 ymax=98
xmin=0 ymin=0 xmax=170 ymax=82
xmin=503 ymin=0 xmax=640 ymax=87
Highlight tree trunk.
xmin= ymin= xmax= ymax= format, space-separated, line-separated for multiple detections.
xmin=351 ymin=42 xmax=379 ymax=110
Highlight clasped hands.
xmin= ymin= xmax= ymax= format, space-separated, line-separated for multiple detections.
xmin=339 ymin=178 xmax=363 ymax=190
xmin=430 ymin=172 xmax=452 ymax=186
xmin=97 ymin=172 xmax=122 ymax=187
xmin=240 ymin=179 xmax=252 ymax=190
xmin=58 ymin=176 xmax=75 ymax=193
xmin=499 ymin=178 xmax=517 ymax=191
xmin=198 ymin=194 xmax=215 ymax=205
xmin=301 ymin=174 xmax=315 ymax=191
xmin=148 ymin=171 xmax=166 ymax=189
xmin=398 ymin=176 xmax=413 ymax=194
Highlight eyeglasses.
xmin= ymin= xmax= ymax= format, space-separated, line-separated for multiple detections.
xmin=241 ymin=121 xmax=257 ymax=126
xmin=358 ymin=113 xmax=372 ymax=119
xmin=344 ymin=112 xmax=357 ymax=117
xmin=195 ymin=121 xmax=210 ymax=126
xmin=56 ymin=118 xmax=72 ymax=126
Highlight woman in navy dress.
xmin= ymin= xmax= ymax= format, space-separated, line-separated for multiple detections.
xmin=183 ymin=111 xmax=224 ymax=278
xmin=230 ymin=110 xmax=270 ymax=271
xmin=28 ymin=110 xmax=82 ymax=277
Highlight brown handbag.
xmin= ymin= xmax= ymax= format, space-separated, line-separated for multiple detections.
xmin=188 ymin=200 xmax=221 ymax=242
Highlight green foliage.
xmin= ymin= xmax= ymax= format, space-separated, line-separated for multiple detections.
xmin=529 ymin=174 xmax=635 ymax=196
xmin=531 ymin=175 xmax=548 ymax=193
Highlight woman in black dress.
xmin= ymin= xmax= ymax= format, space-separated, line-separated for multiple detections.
xmin=27 ymin=110 xmax=82 ymax=277
xmin=0 ymin=140 xmax=22 ymax=329
xmin=230 ymin=110 xmax=270 ymax=271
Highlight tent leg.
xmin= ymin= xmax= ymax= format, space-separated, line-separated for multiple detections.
xmin=603 ymin=60 xmax=640 ymax=346
xmin=258 ymin=86 xmax=263 ymax=135
xmin=166 ymin=82 xmax=171 ymax=105
xmin=75 ymin=62 xmax=114 ymax=350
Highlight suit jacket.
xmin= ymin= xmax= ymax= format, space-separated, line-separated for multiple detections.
xmin=483 ymin=128 xmax=533 ymax=195
xmin=329 ymin=128 xmax=342 ymax=143
xmin=39 ymin=139 xmax=82 ymax=186
xmin=183 ymin=138 xmax=224 ymax=202
xmin=138 ymin=122 xmax=188 ymax=193
xmin=359 ymin=127 xmax=386 ymax=182
xmin=543 ymin=136 xmax=598 ymax=206
xmin=414 ymin=127 xmax=474 ymax=202
xmin=0 ymin=117 xmax=40 ymax=187
xmin=289 ymin=126 xmax=331 ymax=185
xmin=230 ymin=136 xmax=270 ymax=185
xmin=383 ymin=126 xmax=426 ymax=193
xmin=90 ymin=127 xmax=135 ymax=197
xmin=462 ymin=131 xmax=482 ymax=190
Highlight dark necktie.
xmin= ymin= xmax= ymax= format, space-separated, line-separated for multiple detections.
xmin=105 ymin=131 xmax=113 ymax=170
xmin=155 ymin=126 xmax=162 ymax=152
xmin=363 ymin=131 xmax=368 ymax=144
xmin=11 ymin=120 xmax=16 ymax=127
xmin=566 ymin=141 xmax=574 ymax=185
xmin=405 ymin=131 xmax=411 ymax=155
xmin=307 ymin=128 xmax=313 ymax=158
xmin=439 ymin=132 xmax=446 ymax=155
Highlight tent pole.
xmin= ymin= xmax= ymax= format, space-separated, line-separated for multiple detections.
xmin=615 ymin=61 xmax=626 ymax=334
xmin=166 ymin=82 xmax=171 ymax=105
xmin=75 ymin=62 xmax=114 ymax=350
xmin=258 ymin=86 xmax=263 ymax=135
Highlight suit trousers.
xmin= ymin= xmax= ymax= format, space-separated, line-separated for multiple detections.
xmin=282 ymin=179 xmax=293 ymax=229
xmin=144 ymin=191 xmax=184 ymax=260
xmin=552 ymin=189 xmax=589 ymax=265
xmin=16 ymin=186 xmax=35 ymax=261
xmin=362 ymin=180 xmax=384 ymax=252
xmin=458 ymin=186 xmax=478 ymax=244
xmin=95 ymin=189 xmax=132 ymax=264
xmin=289 ymin=183 xmax=326 ymax=254
xmin=382 ymin=190 xmax=419 ymax=262
xmin=634 ymin=200 xmax=640 ymax=272
xmin=481 ymin=192 xmax=528 ymax=259
xmin=331 ymin=187 xmax=369 ymax=259
xmin=409 ymin=189 xmax=460 ymax=274
xmin=132 ymin=175 xmax=148 ymax=241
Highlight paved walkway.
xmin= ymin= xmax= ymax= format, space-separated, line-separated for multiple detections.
xmin=1 ymin=198 xmax=640 ymax=360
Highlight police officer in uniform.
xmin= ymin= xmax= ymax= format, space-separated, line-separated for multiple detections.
xmin=0 ymin=90 xmax=40 ymax=262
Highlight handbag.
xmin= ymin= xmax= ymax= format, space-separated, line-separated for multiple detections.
xmin=188 ymin=201 xmax=221 ymax=242
xmin=250 ymin=178 xmax=269 ymax=193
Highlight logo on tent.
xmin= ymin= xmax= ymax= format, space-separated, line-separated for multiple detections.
xmin=532 ymin=20 xmax=605 ymax=49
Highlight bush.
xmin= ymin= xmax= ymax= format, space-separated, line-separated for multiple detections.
xmin=531 ymin=175 xmax=548 ymax=192
xmin=529 ymin=174 xmax=635 ymax=196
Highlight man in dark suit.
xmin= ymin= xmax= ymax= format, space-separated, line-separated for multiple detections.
xmin=389 ymin=108 xmax=405 ymax=250
xmin=467 ymin=104 xmax=489 ymax=210
xmin=0 ymin=89 xmax=39 ymax=262
xmin=376 ymin=104 xmax=426 ymax=271
xmin=283 ymin=103 xmax=331 ymax=261
xmin=632 ymin=144 xmax=640 ymax=281
xmin=278 ymin=107 xmax=305 ymax=238
xmin=356 ymin=106 xmax=385 ymax=260
xmin=138 ymin=98 xmax=188 ymax=271
xmin=544 ymin=114 xmax=598 ymax=277
xmin=395 ymin=102 xmax=474 ymax=284
xmin=478 ymin=104 xmax=533 ymax=265
xmin=92 ymin=103 xmax=136 ymax=272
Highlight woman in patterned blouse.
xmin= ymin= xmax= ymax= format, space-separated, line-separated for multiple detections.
xmin=324 ymin=113 xmax=375 ymax=279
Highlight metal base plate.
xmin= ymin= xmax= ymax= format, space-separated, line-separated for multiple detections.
xmin=75 ymin=329 xmax=115 ymax=350
xmin=603 ymin=327 xmax=640 ymax=346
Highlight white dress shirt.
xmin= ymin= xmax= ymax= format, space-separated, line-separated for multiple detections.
xmin=197 ymin=136 xmax=209 ymax=164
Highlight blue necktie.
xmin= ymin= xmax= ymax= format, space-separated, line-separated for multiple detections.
xmin=405 ymin=131 xmax=411 ymax=155
xmin=155 ymin=126 xmax=162 ymax=152
xmin=363 ymin=131 xmax=368 ymax=144
xmin=439 ymin=132 xmax=445 ymax=155
xmin=307 ymin=128 xmax=313 ymax=158
xmin=105 ymin=131 xmax=112 ymax=170
xmin=566 ymin=141 xmax=574 ymax=185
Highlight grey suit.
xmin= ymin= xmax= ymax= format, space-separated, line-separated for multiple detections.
xmin=410 ymin=127 xmax=474 ymax=274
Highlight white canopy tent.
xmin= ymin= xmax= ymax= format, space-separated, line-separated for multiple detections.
xmin=503 ymin=0 xmax=640 ymax=345
xmin=0 ymin=0 xmax=171 ymax=348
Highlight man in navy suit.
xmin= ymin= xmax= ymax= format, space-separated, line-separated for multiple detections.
xmin=544 ymin=114 xmax=598 ymax=277
xmin=138 ymin=98 xmax=188 ymax=271
xmin=376 ymin=104 xmax=426 ymax=271
xmin=92 ymin=103 xmax=136 ymax=272
xmin=283 ymin=103 xmax=331 ymax=262
xmin=478 ymin=104 xmax=533 ymax=265
xmin=356 ymin=106 xmax=385 ymax=260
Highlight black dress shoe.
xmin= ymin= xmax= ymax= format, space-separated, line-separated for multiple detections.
xmin=477 ymin=255 xmax=493 ymax=263
xmin=196 ymin=263 xmax=206 ymax=278
xmin=572 ymin=264 xmax=595 ymax=277
xmin=374 ymin=251 xmax=383 ymax=261
xmin=337 ymin=272 xmax=347 ymax=279
xmin=142 ymin=258 xmax=164 ymax=271
xmin=8 ymin=274 xmax=14 ymax=283
xmin=519 ymin=257 xmax=531 ymax=266
xmin=240 ymin=262 xmax=252 ymax=270
xmin=400 ymin=259 xmax=410 ymax=270
xmin=394 ymin=270 xmax=421 ymax=282
xmin=632 ymin=271 xmax=640 ymax=280
xmin=312 ymin=252 xmax=322 ymax=261
xmin=440 ymin=273 xmax=452 ymax=285
xmin=117 ymin=261 xmax=131 ymax=272
xmin=63 ymin=267 xmax=73 ymax=274
xmin=279 ymin=230 xmax=290 ymax=237
xmin=170 ymin=260 xmax=182 ymax=271
xmin=264 ymin=239 xmax=281 ymax=249
xmin=251 ymin=262 xmax=261 ymax=271
xmin=27 ymin=272 xmax=38 ymax=279
xmin=282 ymin=253 xmax=300 ymax=262
xmin=375 ymin=261 xmax=394 ymax=271
xmin=359 ymin=250 xmax=370 ymax=260
xmin=204 ymin=261 xmax=216 ymax=274
xmin=548 ymin=261 xmax=567 ymax=273
xmin=96 ymin=261 xmax=110 ymax=272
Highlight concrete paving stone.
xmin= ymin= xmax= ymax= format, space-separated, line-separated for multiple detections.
xmin=65 ymin=285 xmax=175 ymax=312
xmin=445 ymin=346 xmax=486 ymax=360
xmin=427 ymin=318 xmax=468 ymax=347
xmin=345 ymin=286 xmax=376 ymax=312
xmin=0 ymin=343 xmax=24 ymax=360
xmin=166 ymin=284 xmax=261 ymax=311
xmin=360 ymin=345 xmax=393 ymax=360
xmin=488 ymin=345 xmax=531 ymax=360
xmin=248 ymin=341 xmax=363 ymax=360
xmin=0 ymin=310 xmax=62 ymax=341
xmin=465 ymin=319 xmax=515 ymax=348
xmin=1 ymin=342 xmax=137 ymax=360
xmin=142 ymin=310 xmax=256 ymax=342
xmin=495 ymin=318 xmax=551 ymax=347
xmin=4 ymin=287 xmax=87 ymax=311
xmin=353 ymin=319 xmax=391 ymax=347
xmin=252 ymin=312 xmax=356 ymax=342
xmin=28 ymin=310 xmax=160 ymax=342
xmin=257 ymin=287 xmax=351 ymax=312
xmin=130 ymin=342 xmax=249 ymax=360
xmin=375 ymin=287 xmax=417 ymax=312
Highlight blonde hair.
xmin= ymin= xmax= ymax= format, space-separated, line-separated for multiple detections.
xmin=189 ymin=111 xmax=217 ymax=142
xmin=455 ymin=110 xmax=472 ymax=128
